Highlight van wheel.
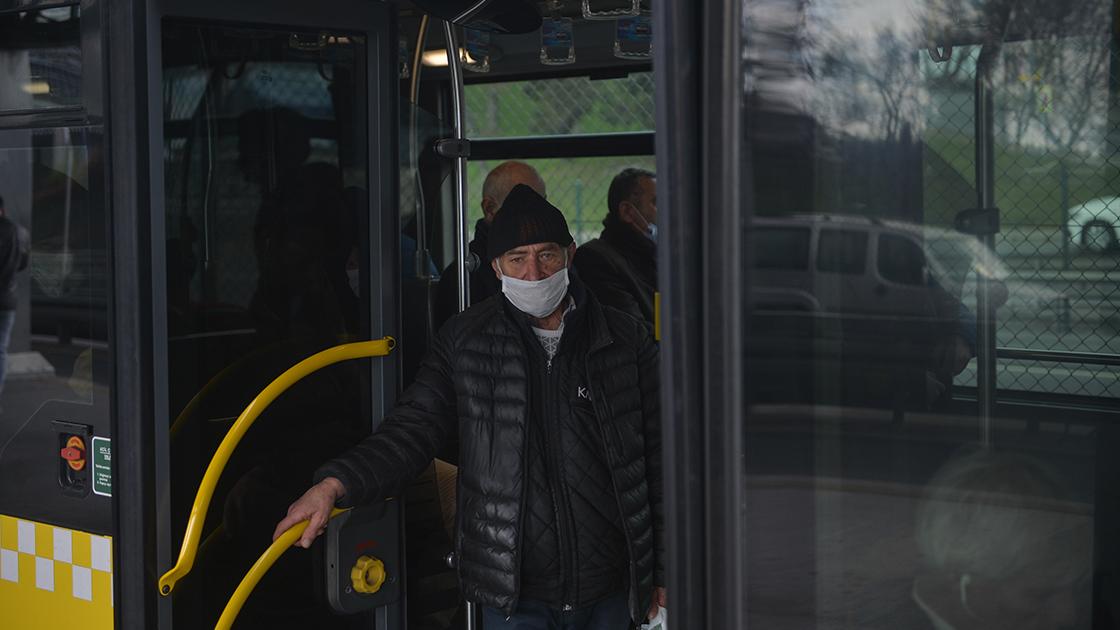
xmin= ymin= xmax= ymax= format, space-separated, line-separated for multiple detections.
xmin=1081 ymin=220 xmax=1118 ymax=253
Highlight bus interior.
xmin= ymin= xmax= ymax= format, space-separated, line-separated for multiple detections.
xmin=0 ymin=0 xmax=1118 ymax=628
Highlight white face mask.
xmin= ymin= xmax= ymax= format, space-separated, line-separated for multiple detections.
xmin=346 ymin=268 xmax=360 ymax=296
xmin=499 ymin=266 xmax=570 ymax=318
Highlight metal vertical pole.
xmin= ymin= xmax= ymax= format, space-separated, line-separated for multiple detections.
xmin=441 ymin=19 xmax=477 ymax=630
xmin=410 ymin=15 xmax=432 ymax=280
xmin=444 ymin=21 xmax=471 ymax=313
xmin=974 ymin=46 xmax=997 ymax=445
xmin=1059 ymin=160 xmax=1070 ymax=270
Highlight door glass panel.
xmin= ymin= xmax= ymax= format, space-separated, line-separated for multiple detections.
xmin=741 ymin=0 xmax=1117 ymax=628
xmin=161 ymin=21 xmax=369 ymax=628
xmin=878 ymin=234 xmax=927 ymax=285
xmin=818 ymin=229 xmax=868 ymax=274
xmin=0 ymin=127 xmax=110 ymax=532
xmin=0 ymin=5 xmax=82 ymax=112
xmin=753 ymin=226 xmax=810 ymax=270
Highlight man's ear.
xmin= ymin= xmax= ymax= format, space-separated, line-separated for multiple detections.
xmin=618 ymin=200 xmax=638 ymax=225
xmin=566 ymin=243 xmax=577 ymax=266
xmin=491 ymin=258 xmax=502 ymax=278
xmin=482 ymin=197 xmax=498 ymax=223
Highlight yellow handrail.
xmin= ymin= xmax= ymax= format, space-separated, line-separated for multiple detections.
xmin=170 ymin=334 xmax=367 ymax=441
xmin=214 ymin=507 xmax=349 ymax=630
xmin=159 ymin=337 xmax=396 ymax=596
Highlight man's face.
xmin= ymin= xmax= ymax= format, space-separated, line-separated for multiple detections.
xmin=620 ymin=176 xmax=657 ymax=234
xmin=491 ymin=242 xmax=576 ymax=281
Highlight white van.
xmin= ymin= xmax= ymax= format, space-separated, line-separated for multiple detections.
xmin=750 ymin=214 xmax=1008 ymax=317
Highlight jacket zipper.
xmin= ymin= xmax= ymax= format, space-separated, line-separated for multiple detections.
xmin=589 ymin=359 xmax=640 ymax=622
xmin=541 ymin=351 xmax=576 ymax=608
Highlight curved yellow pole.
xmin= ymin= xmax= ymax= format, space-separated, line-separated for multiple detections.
xmin=169 ymin=353 xmax=250 ymax=441
xmin=215 ymin=507 xmax=349 ymax=630
xmin=170 ymin=334 xmax=367 ymax=441
xmin=159 ymin=337 xmax=395 ymax=596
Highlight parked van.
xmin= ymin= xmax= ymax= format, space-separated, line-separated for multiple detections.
xmin=747 ymin=215 xmax=1008 ymax=411
xmin=751 ymin=214 xmax=1008 ymax=316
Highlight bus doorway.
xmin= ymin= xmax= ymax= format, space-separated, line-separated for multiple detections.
xmin=154 ymin=1 xmax=401 ymax=628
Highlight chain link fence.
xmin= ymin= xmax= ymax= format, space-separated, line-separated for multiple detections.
xmin=467 ymin=156 xmax=656 ymax=244
xmin=465 ymin=73 xmax=655 ymax=138
xmin=922 ymin=42 xmax=1120 ymax=399
xmin=464 ymin=72 xmax=656 ymax=243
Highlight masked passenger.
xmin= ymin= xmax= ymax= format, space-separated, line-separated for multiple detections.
xmin=574 ymin=168 xmax=657 ymax=329
xmin=433 ymin=160 xmax=547 ymax=330
xmin=275 ymin=184 xmax=666 ymax=629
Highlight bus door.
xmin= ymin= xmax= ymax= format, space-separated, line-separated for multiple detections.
xmin=657 ymin=0 xmax=1120 ymax=626
xmin=0 ymin=4 xmax=114 ymax=629
xmin=154 ymin=1 xmax=402 ymax=628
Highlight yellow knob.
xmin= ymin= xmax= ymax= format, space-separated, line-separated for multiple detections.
xmin=350 ymin=555 xmax=386 ymax=594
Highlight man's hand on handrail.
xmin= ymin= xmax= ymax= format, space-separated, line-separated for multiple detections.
xmin=272 ymin=477 xmax=345 ymax=548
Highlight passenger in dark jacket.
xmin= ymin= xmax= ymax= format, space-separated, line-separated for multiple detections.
xmin=274 ymin=185 xmax=665 ymax=627
xmin=574 ymin=168 xmax=657 ymax=328
xmin=433 ymin=161 xmax=546 ymax=330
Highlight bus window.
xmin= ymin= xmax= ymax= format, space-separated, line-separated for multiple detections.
xmin=160 ymin=20 xmax=369 ymax=628
xmin=753 ymin=227 xmax=810 ymax=270
xmin=0 ymin=129 xmax=110 ymax=533
xmin=817 ymin=229 xmax=868 ymax=274
xmin=464 ymin=73 xmax=654 ymax=138
xmin=0 ymin=6 xmax=82 ymax=112
xmin=738 ymin=0 xmax=1116 ymax=627
xmin=466 ymin=156 xmax=657 ymax=250
xmin=878 ymin=234 xmax=927 ymax=286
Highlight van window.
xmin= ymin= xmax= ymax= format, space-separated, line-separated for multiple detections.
xmin=878 ymin=234 xmax=926 ymax=285
xmin=817 ymin=229 xmax=867 ymax=274
xmin=754 ymin=227 xmax=809 ymax=270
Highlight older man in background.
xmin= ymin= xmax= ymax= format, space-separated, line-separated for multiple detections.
xmin=433 ymin=160 xmax=546 ymax=330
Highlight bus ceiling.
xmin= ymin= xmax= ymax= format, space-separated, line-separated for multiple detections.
xmin=402 ymin=12 xmax=650 ymax=83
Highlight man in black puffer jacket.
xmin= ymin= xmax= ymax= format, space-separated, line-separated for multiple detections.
xmin=274 ymin=185 xmax=665 ymax=629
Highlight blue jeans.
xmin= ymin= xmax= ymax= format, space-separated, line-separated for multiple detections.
xmin=0 ymin=309 xmax=14 ymax=400
xmin=482 ymin=591 xmax=631 ymax=630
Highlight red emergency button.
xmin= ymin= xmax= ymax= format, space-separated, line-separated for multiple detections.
xmin=61 ymin=436 xmax=86 ymax=471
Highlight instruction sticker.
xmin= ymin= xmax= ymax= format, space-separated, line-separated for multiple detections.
xmin=541 ymin=18 xmax=574 ymax=47
xmin=92 ymin=437 xmax=112 ymax=497
xmin=616 ymin=16 xmax=652 ymax=44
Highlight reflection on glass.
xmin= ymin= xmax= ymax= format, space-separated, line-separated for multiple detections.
xmin=0 ymin=128 xmax=109 ymax=525
xmin=741 ymin=0 xmax=1116 ymax=627
xmin=914 ymin=450 xmax=1092 ymax=630
xmin=0 ymin=6 xmax=82 ymax=111
xmin=161 ymin=21 xmax=368 ymax=628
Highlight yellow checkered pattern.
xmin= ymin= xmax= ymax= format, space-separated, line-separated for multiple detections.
xmin=0 ymin=514 xmax=114 ymax=629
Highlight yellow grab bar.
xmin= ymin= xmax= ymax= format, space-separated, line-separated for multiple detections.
xmin=159 ymin=337 xmax=395 ymax=596
xmin=215 ymin=507 xmax=349 ymax=630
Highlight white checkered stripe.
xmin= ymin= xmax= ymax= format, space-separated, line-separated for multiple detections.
xmin=0 ymin=516 xmax=113 ymax=605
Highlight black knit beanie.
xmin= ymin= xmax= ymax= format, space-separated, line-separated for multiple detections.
xmin=487 ymin=184 xmax=574 ymax=261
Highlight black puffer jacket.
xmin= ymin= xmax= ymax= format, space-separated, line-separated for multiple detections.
xmin=433 ymin=218 xmax=502 ymax=330
xmin=316 ymin=281 xmax=663 ymax=621
xmin=574 ymin=213 xmax=657 ymax=328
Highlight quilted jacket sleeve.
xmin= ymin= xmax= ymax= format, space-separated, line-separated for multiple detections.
xmin=637 ymin=327 xmax=665 ymax=585
xmin=314 ymin=327 xmax=458 ymax=508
